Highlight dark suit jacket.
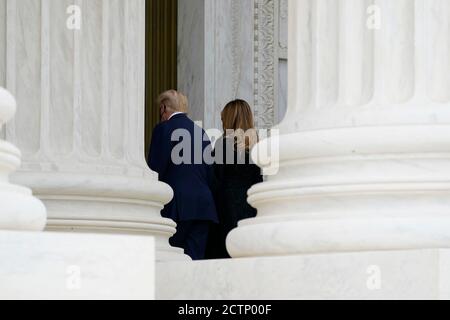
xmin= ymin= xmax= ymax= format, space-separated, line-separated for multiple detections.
xmin=206 ymin=137 xmax=263 ymax=259
xmin=148 ymin=114 xmax=218 ymax=223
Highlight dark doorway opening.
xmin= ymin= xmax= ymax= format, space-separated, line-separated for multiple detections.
xmin=145 ymin=0 xmax=178 ymax=154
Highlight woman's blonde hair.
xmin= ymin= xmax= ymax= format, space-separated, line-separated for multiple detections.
xmin=221 ymin=99 xmax=258 ymax=151
xmin=157 ymin=90 xmax=189 ymax=114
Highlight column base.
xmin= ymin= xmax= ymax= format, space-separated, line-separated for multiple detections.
xmin=0 ymin=231 xmax=155 ymax=300
xmin=228 ymin=125 xmax=450 ymax=257
xmin=0 ymin=140 xmax=47 ymax=231
xmin=228 ymin=218 xmax=450 ymax=257
xmin=11 ymin=171 xmax=190 ymax=261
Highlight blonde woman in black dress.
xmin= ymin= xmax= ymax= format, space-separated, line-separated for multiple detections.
xmin=206 ymin=99 xmax=263 ymax=259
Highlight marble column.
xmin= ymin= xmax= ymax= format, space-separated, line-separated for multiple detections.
xmin=0 ymin=0 xmax=185 ymax=261
xmin=0 ymin=87 xmax=46 ymax=231
xmin=227 ymin=0 xmax=450 ymax=258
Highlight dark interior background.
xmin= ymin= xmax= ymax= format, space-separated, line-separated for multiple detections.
xmin=145 ymin=0 xmax=178 ymax=156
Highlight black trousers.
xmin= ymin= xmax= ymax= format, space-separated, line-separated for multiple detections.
xmin=169 ymin=221 xmax=210 ymax=260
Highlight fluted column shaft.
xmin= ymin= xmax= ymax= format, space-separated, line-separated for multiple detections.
xmin=227 ymin=0 xmax=450 ymax=258
xmin=285 ymin=0 xmax=450 ymax=131
xmin=0 ymin=0 xmax=185 ymax=260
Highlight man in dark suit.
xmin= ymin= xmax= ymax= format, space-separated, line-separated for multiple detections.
xmin=147 ymin=90 xmax=218 ymax=260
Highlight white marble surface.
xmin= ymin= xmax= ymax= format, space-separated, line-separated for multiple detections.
xmin=0 ymin=87 xmax=47 ymax=232
xmin=178 ymin=0 xmax=206 ymax=125
xmin=157 ymin=249 xmax=450 ymax=300
xmin=280 ymin=0 xmax=450 ymax=132
xmin=209 ymin=0 xmax=255 ymax=129
xmin=0 ymin=231 xmax=155 ymax=300
xmin=277 ymin=60 xmax=287 ymax=122
xmin=178 ymin=0 xmax=285 ymax=130
xmin=277 ymin=0 xmax=288 ymax=123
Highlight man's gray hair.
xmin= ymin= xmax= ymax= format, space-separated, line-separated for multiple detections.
xmin=157 ymin=90 xmax=189 ymax=113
